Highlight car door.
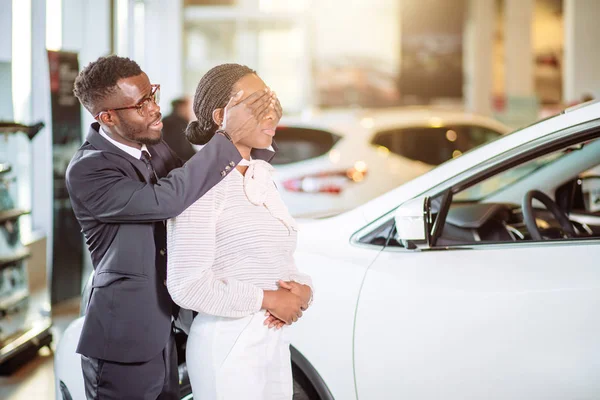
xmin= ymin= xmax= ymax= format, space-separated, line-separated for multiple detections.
xmin=353 ymin=118 xmax=600 ymax=399
xmin=353 ymin=238 xmax=600 ymax=399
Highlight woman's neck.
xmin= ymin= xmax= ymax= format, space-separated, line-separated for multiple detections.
xmin=235 ymin=143 xmax=252 ymax=161
xmin=236 ymin=144 xmax=251 ymax=161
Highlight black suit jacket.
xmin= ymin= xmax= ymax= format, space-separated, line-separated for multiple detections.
xmin=161 ymin=113 xmax=196 ymax=162
xmin=66 ymin=123 xmax=274 ymax=363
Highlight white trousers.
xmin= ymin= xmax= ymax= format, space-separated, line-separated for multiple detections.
xmin=186 ymin=311 xmax=293 ymax=400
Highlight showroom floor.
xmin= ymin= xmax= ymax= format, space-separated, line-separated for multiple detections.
xmin=0 ymin=298 xmax=79 ymax=400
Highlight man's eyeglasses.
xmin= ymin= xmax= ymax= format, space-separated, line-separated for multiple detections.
xmin=94 ymin=84 xmax=160 ymax=120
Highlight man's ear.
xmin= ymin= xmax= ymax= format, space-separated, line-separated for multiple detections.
xmin=98 ymin=111 xmax=115 ymax=127
xmin=212 ymin=108 xmax=224 ymax=127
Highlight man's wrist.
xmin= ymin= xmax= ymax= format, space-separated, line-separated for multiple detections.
xmin=215 ymin=129 xmax=233 ymax=142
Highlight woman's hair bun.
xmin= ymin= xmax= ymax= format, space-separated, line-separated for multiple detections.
xmin=185 ymin=120 xmax=215 ymax=145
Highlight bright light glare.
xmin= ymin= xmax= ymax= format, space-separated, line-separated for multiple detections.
xmin=134 ymin=1 xmax=145 ymax=64
xmin=354 ymin=160 xmax=367 ymax=173
xmin=46 ymin=0 xmax=62 ymax=51
xmin=116 ymin=0 xmax=129 ymax=56
xmin=361 ymin=117 xmax=374 ymax=129
xmin=446 ymin=129 xmax=458 ymax=142
xmin=350 ymin=171 xmax=365 ymax=182
xmin=301 ymin=177 xmax=319 ymax=193
xmin=429 ymin=117 xmax=443 ymax=128
xmin=12 ymin=0 xmax=32 ymax=122
xmin=376 ymin=146 xmax=390 ymax=157
xmin=329 ymin=149 xmax=341 ymax=164
xmin=536 ymin=218 xmax=550 ymax=229
xmin=259 ymin=0 xmax=307 ymax=12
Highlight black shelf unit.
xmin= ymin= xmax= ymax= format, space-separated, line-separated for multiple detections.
xmin=0 ymin=122 xmax=52 ymax=375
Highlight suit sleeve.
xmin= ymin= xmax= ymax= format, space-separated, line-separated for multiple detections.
xmin=66 ymin=134 xmax=241 ymax=223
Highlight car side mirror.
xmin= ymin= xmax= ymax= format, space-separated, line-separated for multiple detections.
xmin=393 ymin=196 xmax=430 ymax=249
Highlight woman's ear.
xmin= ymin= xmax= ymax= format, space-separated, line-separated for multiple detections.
xmin=212 ymin=108 xmax=224 ymax=128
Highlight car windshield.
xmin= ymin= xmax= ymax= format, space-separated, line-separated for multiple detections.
xmin=454 ymin=149 xmax=568 ymax=201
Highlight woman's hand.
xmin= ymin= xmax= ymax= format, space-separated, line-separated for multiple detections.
xmin=262 ymin=288 xmax=303 ymax=325
xmin=264 ymin=311 xmax=286 ymax=330
xmin=278 ymin=280 xmax=312 ymax=310
xmin=263 ymin=280 xmax=312 ymax=329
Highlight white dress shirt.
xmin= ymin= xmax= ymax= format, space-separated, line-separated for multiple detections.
xmin=98 ymin=128 xmax=149 ymax=159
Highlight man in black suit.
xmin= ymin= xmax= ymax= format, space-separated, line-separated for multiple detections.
xmin=66 ymin=55 xmax=280 ymax=399
xmin=161 ymin=96 xmax=196 ymax=162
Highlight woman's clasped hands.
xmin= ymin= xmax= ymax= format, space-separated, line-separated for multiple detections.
xmin=262 ymin=280 xmax=312 ymax=329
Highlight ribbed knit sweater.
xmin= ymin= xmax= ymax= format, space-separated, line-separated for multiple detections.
xmin=166 ymin=160 xmax=313 ymax=317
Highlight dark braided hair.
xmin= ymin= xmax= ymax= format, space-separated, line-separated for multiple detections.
xmin=73 ymin=55 xmax=142 ymax=114
xmin=186 ymin=64 xmax=256 ymax=145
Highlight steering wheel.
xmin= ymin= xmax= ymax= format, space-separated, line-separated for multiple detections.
xmin=522 ymin=190 xmax=576 ymax=241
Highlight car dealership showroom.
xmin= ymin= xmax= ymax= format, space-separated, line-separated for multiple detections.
xmin=1 ymin=0 xmax=600 ymax=399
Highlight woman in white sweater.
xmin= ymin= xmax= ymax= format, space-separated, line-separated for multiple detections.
xmin=166 ymin=63 xmax=313 ymax=400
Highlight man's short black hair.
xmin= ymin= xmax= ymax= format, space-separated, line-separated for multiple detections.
xmin=73 ymin=55 xmax=143 ymax=114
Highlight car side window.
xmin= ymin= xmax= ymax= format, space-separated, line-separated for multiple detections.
xmin=432 ymin=140 xmax=600 ymax=246
xmin=372 ymin=125 xmax=501 ymax=166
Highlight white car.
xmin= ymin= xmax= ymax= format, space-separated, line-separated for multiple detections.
xmin=286 ymin=99 xmax=600 ymax=399
xmin=56 ymin=100 xmax=600 ymax=399
xmin=272 ymin=107 xmax=511 ymax=217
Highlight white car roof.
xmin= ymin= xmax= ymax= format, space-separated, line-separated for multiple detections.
xmin=279 ymin=106 xmax=512 ymax=139
xmin=360 ymin=100 xmax=600 ymax=222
